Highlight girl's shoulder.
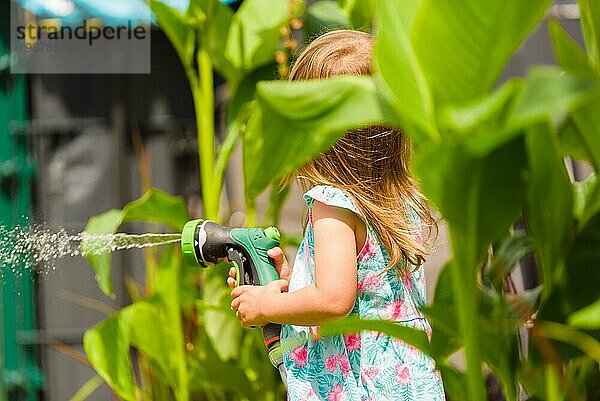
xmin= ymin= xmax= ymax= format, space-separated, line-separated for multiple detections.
xmin=303 ymin=185 xmax=362 ymax=217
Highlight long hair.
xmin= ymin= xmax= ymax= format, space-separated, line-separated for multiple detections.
xmin=286 ymin=29 xmax=438 ymax=273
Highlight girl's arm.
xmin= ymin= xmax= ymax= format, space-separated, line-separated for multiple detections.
xmin=230 ymin=200 xmax=361 ymax=327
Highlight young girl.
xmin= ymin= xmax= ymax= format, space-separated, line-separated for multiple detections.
xmin=228 ymin=30 xmax=445 ymax=401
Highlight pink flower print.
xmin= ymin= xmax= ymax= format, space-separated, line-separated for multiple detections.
xmin=325 ymin=356 xmax=337 ymax=373
xmin=402 ymin=272 xmax=413 ymax=292
xmin=361 ymin=366 xmax=379 ymax=383
xmin=327 ymin=384 xmax=347 ymax=401
xmin=425 ymin=326 xmax=432 ymax=341
xmin=394 ymin=334 xmax=419 ymax=353
xmin=344 ymin=333 xmax=361 ymax=352
xmin=357 ymin=272 xmax=381 ymax=292
xmin=301 ymin=388 xmax=318 ymax=401
xmin=337 ymin=354 xmax=351 ymax=379
xmin=289 ymin=345 xmax=308 ymax=367
xmin=385 ymin=299 xmax=409 ymax=320
xmin=394 ymin=363 xmax=411 ymax=386
xmin=358 ymin=237 xmax=379 ymax=262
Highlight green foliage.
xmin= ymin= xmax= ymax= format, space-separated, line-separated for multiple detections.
xmin=249 ymin=1 xmax=600 ymax=400
xmin=412 ymin=0 xmax=553 ymax=104
xmin=578 ymin=0 xmax=600 ymax=69
xmin=225 ymin=0 xmax=289 ymax=74
xmin=524 ymin=122 xmax=575 ymax=295
xmin=150 ymin=0 xmax=290 ymax=220
xmin=318 ymin=317 xmax=433 ymax=355
xmin=374 ymin=0 xmax=437 ymax=145
xmin=82 ymin=0 xmax=295 ymax=399
xmin=82 ymin=189 xmax=188 ymax=297
xmin=304 ymin=1 xmax=349 ymax=40
xmin=83 ymin=192 xmax=280 ymax=400
xmin=244 ymin=75 xmax=394 ymax=197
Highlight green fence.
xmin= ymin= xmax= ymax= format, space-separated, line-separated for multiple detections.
xmin=0 ymin=2 xmax=43 ymax=400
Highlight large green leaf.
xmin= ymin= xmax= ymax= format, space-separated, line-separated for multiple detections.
xmin=549 ymin=20 xmax=597 ymax=80
xmin=569 ymin=298 xmax=600 ymax=330
xmin=84 ymin=299 xmax=188 ymax=400
xmin=128 ymin=302 xmax=178 ymax=387
xmin=305 ymin=1 xmax=349 ymax=41
xmin=121 ymin=189 xmax=189 ymax=232
xmin=579 ymin=0 xmax=600 ymax=69
xmin=415 ymin=136 xmax=527 ymax=267
xmin=442 ymin=79 xmax=525 ymax=157
xmin=422 ymin=262 xmax=461 ymax=360
xmin=337 ymin=0 xmax=374 ymax=30
xmin=83 ymin=311 xmax=136 ymax=401
xmin=512 ymin=69 xmax=600 ymax=170
xmin=524 ymin=122 xmax=574 ymax=296
xmin=198 ymin=272 xmax=243 ymax=361
xmin=151 ymin=1 xmax=195 ymax=69
xmin=83 ymin=209 xmax=123 ymax=297
xmin=425 ymin=262 xmax=521 ymax=400
xmin=558 ymin=117 xmax=597 ymax=163
xmin=155 ymin=247 xmax=189 ymax=401
xmin=244 ymin=75 xmax=394 ymax=198
xmin=412 ymin=0 xmax=552 ymax=104
xmin=83 ymin=189 xmax=189 ymax=296
xmin=374 ymin=0 xmax=437 ymax=144
xmin=318 ymin=317 xmax=433 ymax=356
xmin=438 ymin=363 xmax=468 ymax=401
xmin=478 ymin=289 xmax=521 ymax=401
xmin=226 ymin=64 xmax=278 ymax=136
xmin=484 ymin=232 xmax=533 ymax=290
xmin=440 ymin=79 xmax=522 ymax=135
xmin=511 ymin=67 xmax=599 ymax=127
xmin=573 ymin=173 xmax=599 ymax=225
xmin=571 ymin=93 xmax=600 ymax=171
xmin=202 ymin=0 xmax=236 ymax=83
xmin=541 ymin=211 xmax=600 ymax=324
xmin=188 ymin=335 xmax=258 ymax=399
xmin=225 ymin=0 xmax=288 ymax=71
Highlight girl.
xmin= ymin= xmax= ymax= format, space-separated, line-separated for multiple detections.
xmin=228 ymin=30 xmax=445 ymax=401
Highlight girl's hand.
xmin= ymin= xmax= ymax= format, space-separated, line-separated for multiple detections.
xmin=267 ymin=247 xmax=292 ymax=283
xmin=230 ymin=280 xmax=288 ymax=327
xmin=226 ymin=246 xmax=292 ymax=289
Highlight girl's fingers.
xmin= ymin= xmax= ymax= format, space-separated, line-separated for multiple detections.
xmin=231 ymin=297 xmax=240 ymax=311
xmin=228 ymin=266 xmax=236 ymax=278
xmin=226 ymin=277 xmax=236 ymax=288
xmin=231 ymin=285 xmax=250 ymax=298
xmin=267 ymin=247 xmax=283 ymax=260
xmin=267 ymin=247 xmax=288 ymax=275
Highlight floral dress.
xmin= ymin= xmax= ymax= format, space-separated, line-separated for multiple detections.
xmin=281 ymin=185 xmax=445 ymax=401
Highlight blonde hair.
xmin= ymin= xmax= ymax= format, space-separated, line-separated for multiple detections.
xmin=286 ymin=29 xmax=438 ymax=273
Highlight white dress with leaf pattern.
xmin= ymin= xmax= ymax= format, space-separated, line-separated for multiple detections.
xmin=281 ymin=185 xmax=445 ymax=401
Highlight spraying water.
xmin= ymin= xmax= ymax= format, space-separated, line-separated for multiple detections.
xmin=0 ymin=224 xmax=181 ymax=273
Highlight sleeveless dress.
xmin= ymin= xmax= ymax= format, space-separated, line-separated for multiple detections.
xmin=281 ymin=185 xmax=445 ymax=401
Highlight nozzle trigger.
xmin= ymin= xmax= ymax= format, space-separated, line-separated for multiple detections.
xmin=227 ymin=248 xmax=251 ymax=286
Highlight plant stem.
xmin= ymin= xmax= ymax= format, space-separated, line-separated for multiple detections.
xmin=545 ymin=364 xmax=562 ymax=401
xmin=449 ymin=227 xmax=487 ymax=401
xmin=193 ymin=48 xmax=219 ymax=222
xmin=245 ymin=197 xmax=257 ymax=227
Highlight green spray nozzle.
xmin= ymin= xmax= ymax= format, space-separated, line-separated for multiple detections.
xmin=179 ymin=219 xmax=283 ymax=361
